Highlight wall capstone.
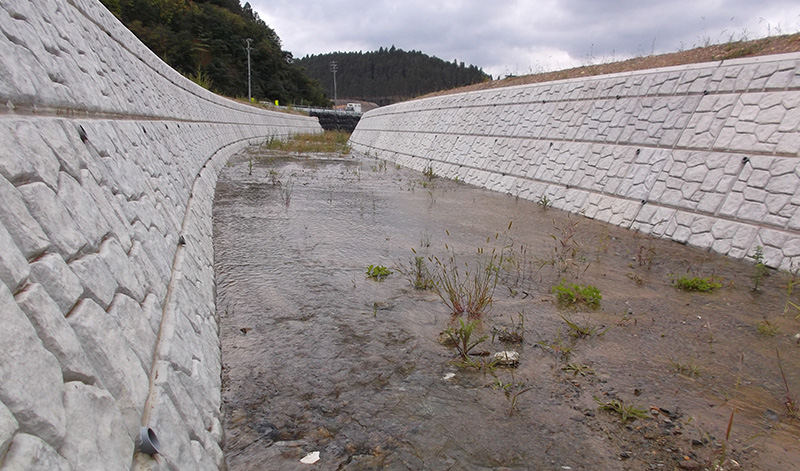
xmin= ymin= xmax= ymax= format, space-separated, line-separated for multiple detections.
xmin=0 ymin=0 xmax=321 ymax=470
xmin=350 ymin=53 xmax=800 ymax=269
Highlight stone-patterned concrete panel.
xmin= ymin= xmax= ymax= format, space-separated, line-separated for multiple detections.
xmin=14 ymin=283 xmax=97 ymax=384
xmin=0 ymin=402 xmax=18 ymax=461
xmin=0 ymin=433 xmax=74 ymax=471
xmin=649 ymin=150 xmax=741 ymax=213
xmin=59 ymin=382 xmax=134 ymax=471
xmin=713 ymin=91 xmax=800 ymax=154
xmin=0 ymin=283 xmax=66 ymax=450
xmin=0 ymin=175 xmax=50 ymax=258
xmin=0 ymin=221 xmax=29 ymax=293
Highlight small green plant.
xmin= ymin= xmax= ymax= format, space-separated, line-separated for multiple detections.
xmin=492 ymin=313 xmax=525 ymax=344
xmin=366 ymin=264 xmax=392 ymax=280
xmin=636 ymin=243 xmax=656 ymax=270
xmin=408 ymin=256 xmax=435 ymax=290
xmin=539 ymin=217 xmax=588 ymax=276
xmin=268 ymin=168 xmax=281 ymax=186
xmin=444 ymin=318 xmax=488 ymax=360
xmin=537 ymin=328 xmax=573 ymax=362
xmin=750 ymin=246 xmax=767 ymax=291
xmin=422 ymin=165 xmax=435 ymax=180
xmin=561 ymin=315 xmax=606 ymax=338
xmin=709 ymin=409 xmax=736 ymax=471
xmin=777 ymin=349 xmax=799 ymax=418
xmin=563 ymin=363 xmax=595 ymax=376
xmin=492 ymin=375 xmax=533 ymax=416
xmin=279 ymin=177 xmax=293 ymax=207
xmin=552 ymin=279 xmax=602 ymax=308
xmin=756 ymin=319 xmax=780 ymax=336
xmin=538 ymin=195 xmax=551 ymax=210
xmin=594 ymin=397 xmax=650 ymax=422
xmin=673 ymin=275 xmax=722 ymax=292
xmin=671 ymin=359 xmax=701 ymax=377
xmin=783 ymin=265 xmax=800 ymax=317
xmin=626 ymin=272 xmax=644 ymax=285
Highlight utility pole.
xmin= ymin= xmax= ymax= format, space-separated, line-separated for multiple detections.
xmin=330 ymin=60 xmax=337 ymax=104
xmin=245 ymin=38 xmax=252 ymax=102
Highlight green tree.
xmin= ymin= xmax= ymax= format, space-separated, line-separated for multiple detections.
xmin=100 ymin=0 xmax=329 ymax=106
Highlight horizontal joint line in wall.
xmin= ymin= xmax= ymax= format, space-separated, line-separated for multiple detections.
xmin=354 ymin=128 xmax=798 ymax=159
xmin=0 ymin=107 xmax=309 ymax=128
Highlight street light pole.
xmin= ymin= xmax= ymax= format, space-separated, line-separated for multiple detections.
xmin=330 ymin=60 xmax=337 ymax=104
xmin=245 ymin=38 xmax=252 ymax=102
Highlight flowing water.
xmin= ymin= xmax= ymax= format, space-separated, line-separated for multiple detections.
xmin=214 ymin=148 xmax=800 ymax=471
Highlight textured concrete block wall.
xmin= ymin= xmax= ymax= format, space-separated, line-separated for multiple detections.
xmin=0 ymin=1 xmax=321 ymax=470
xmin=350 ymin=53 xmax=800 ymax=270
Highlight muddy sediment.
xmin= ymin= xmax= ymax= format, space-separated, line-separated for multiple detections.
xmin=214 ymin=149 xmax=800 ymax=470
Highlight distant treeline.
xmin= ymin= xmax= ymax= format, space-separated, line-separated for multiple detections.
xmin=99 ymin=0 xmax=329 ymax=106
xmin=297 ymin=47 xmax=491 ymax=105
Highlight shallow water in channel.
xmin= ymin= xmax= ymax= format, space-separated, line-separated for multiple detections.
xmin=214 ymin=149 xmax=800 ymax=471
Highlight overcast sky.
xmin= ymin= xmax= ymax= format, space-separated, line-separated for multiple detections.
xmin=248 ymin=0 xmax=800 ymax=79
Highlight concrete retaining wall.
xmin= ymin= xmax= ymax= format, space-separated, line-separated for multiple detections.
xmin=350 ymin=53 xmax=800 ymax=270
xmin=0 ymin=1 xmax=321 ymax=470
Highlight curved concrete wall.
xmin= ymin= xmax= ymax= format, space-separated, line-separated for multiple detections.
xmin=0 ymin=1 xmax=320 ymax=470
xmin=351 ymin=53 xmax=800 ymax=270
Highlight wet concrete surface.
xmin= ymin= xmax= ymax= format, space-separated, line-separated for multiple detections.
xmin=214 ymin=148 xmax=800 ymax=470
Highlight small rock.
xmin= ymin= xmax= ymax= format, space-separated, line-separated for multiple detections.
xmin=678 ymin=460 xmax=701 ymax=469
xmin=620 ymin=451 xmax=631 ymax=459
xmin=493 ymin=351 xmax=519 ymax=366
xmin=300 ymin=451 xmax=320 ymax=464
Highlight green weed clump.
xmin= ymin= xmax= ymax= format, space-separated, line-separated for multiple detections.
xmin=673 ymin=275 xmax=722 ymax=292
xmin=366 ymin=264 xmax=392 ymax=280
xmin=431 ymin=225 xmax=509 ymax=317
xmin=594 ymin=397 xmax=650 ymax=422
xmin=552 ymin=280 xmax=602 ymax=308
xmin=750 ymin=245 xmax=767 ymax=291
xmin=409 ymin=256 xmax=434 ymax=290
xmin=563 ymin=363 xmax=595 ymax=376
xmin=756 ymin=319 xmax=780 ymax=336
xmin=264 ymin=131 xmax=351 ymax=154
xmin=492 ymin=313 xmax=525 ymax=344
xmin=670 ymin=359 xmax=701 ymax=377
xmin=444 ymin=318 xmax=488 ymax=360
xmin=561 ymin=315 xmax=606 ymax=338
xmin=492 ymin=376 xmax=533 ymax=416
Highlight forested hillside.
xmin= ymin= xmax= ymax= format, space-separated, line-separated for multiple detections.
xmin=99 ymin=0 xmax=329 ymax=106
xmin=297 ymin=48 xmax=490 ymax=105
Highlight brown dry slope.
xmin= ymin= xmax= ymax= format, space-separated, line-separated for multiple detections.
xmin=422 ymin=33 xmax=800 ymax=98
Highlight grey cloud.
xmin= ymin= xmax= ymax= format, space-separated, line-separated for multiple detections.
xmin=251 ymin=0 xmax=800 ymax=78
